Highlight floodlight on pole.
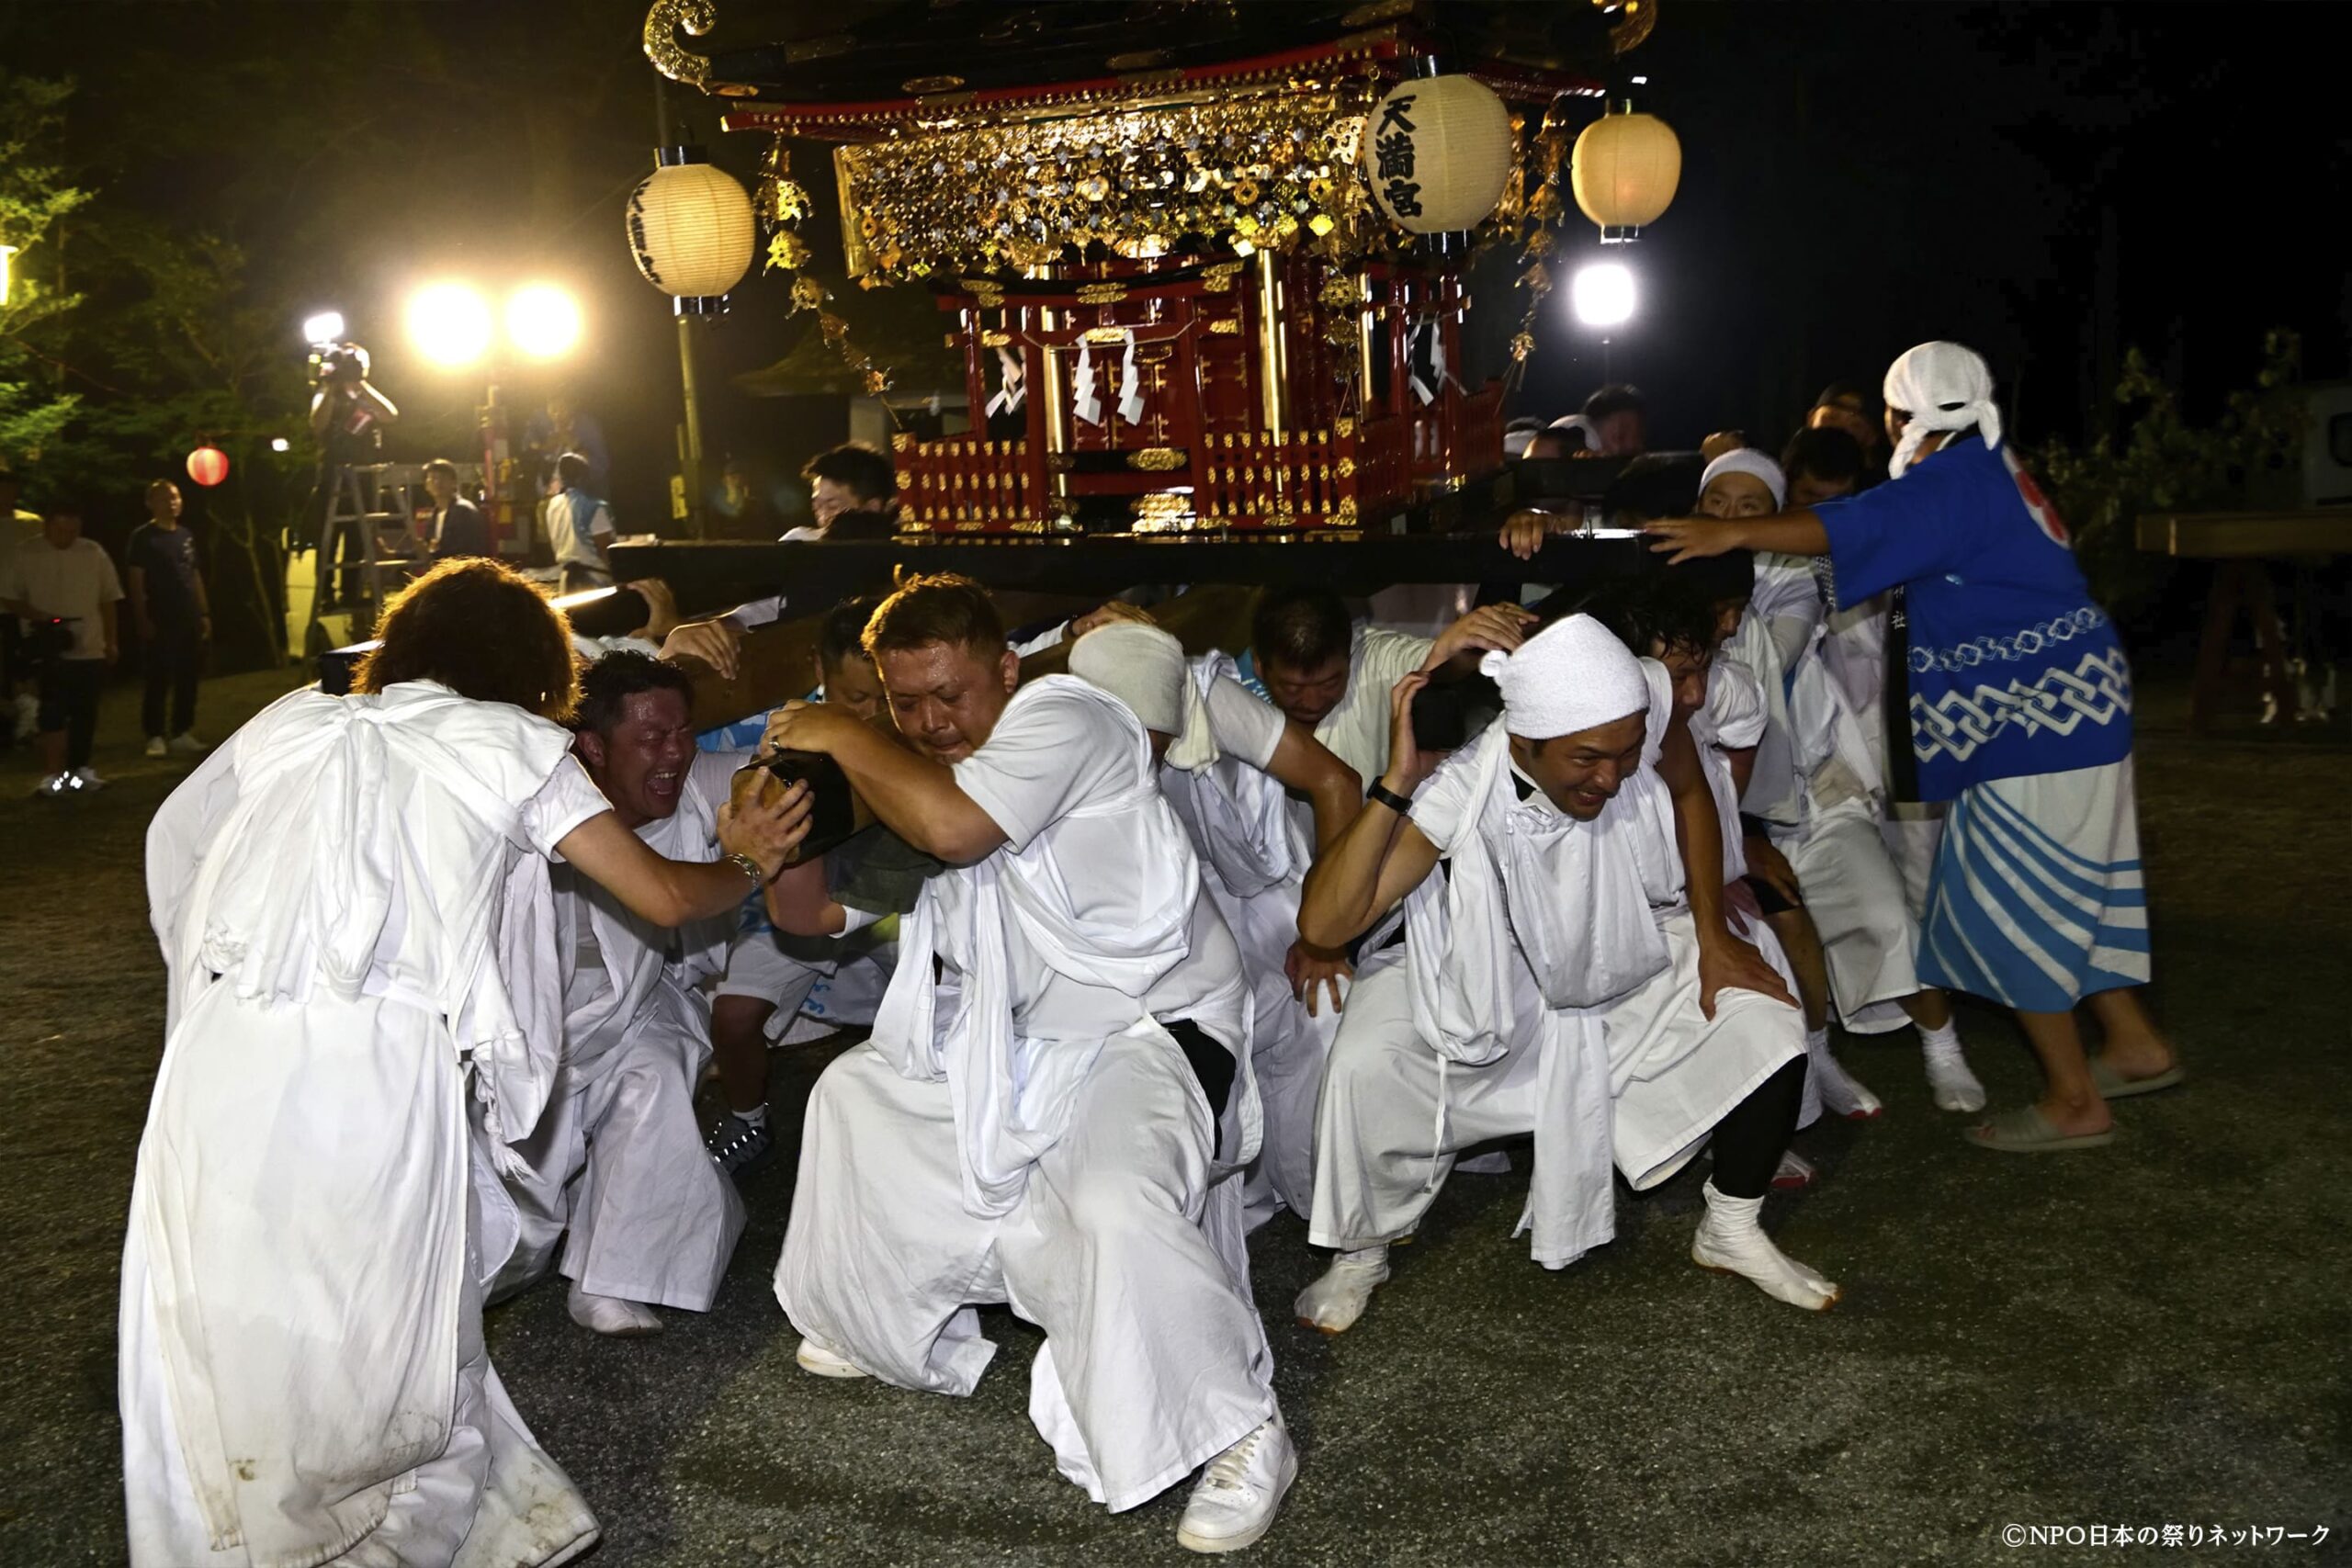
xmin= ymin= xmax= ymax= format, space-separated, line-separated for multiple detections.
xmin=406 ymin=283 xmax=493 ymax=368
xmin=1571 ymin=262 xmax=1636 ymax=328
xmin=1 ymin=245 xmax=19 ymax=306
xmin=301 ymin=310 xmax=345 ymax=344
xmin=505 ymin=285 xmax=582 ymax=360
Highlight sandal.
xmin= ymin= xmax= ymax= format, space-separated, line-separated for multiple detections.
xmin=1963 ymin=1103 xmax=2117 ymax=1154
xmin=2088 ymin=1056 xmax=2188 ymax=1100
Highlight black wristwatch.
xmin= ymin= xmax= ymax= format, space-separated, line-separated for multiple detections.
xmin=1367 ymin=780 xmax=1416 ymax=816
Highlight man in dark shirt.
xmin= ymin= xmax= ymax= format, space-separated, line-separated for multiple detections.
xmin=422 ymin=459 xmax=493 ymax=562
xmin=126 ymin=479 xmax=210 ymax=756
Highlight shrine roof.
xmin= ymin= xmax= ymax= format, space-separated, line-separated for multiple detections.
xmin=643 ymin=0 xmax=1626 ymax=134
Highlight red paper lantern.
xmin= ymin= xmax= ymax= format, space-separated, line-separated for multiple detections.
xmin=186 ymin=446 xmax=230 ymax=487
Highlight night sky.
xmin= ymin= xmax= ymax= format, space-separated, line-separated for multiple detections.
xmin=11 ymin=1 xmax=2350 ymax=527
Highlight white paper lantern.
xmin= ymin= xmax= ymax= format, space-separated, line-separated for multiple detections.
xmin=1363 ymin=75 xmax=1515 ymax=234
xmin=627 ymin=149 xmax=755 ymax=300
xmin=1571 ymin=108 xmax=1681 ymax=239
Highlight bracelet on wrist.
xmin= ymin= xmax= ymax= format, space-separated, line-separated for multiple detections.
xmin=1366 ymin=779 xmax=1415 ymax=816
xmin=725 ymin=851 xmax=771 ymax=887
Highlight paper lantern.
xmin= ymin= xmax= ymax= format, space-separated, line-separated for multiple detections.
xmin=186 ymin=446 xmax=229 ymax=488
xmin=1571 ymin=107 xmax=1681 ymax=240
xmin=1363 ymin=76 xmax=1515 ymax=234
xmin=627 ymin=147 xmax=755 ymax=303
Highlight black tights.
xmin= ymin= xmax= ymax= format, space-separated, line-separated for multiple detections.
xmin=1709 ymin=1055 xmax=1809 ymax=1201
xmin=1161 ymin=1016 xmax=1236 ymax=1161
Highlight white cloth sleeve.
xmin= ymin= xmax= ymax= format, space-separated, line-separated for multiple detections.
xmin=1204 ymin=674 xmax=1284 ymax=771
xmin=1407 ymin=742 xmax=1482 ymax=846
xmin=589 ymin=502 xmax=615 ymax=538
xmin=1706 ymin=659 xmax=1769 ymax=750
xmin=1010 ymin=621 xmax=1069 ymax=658
xmin=96 ymin=547 xmax=124 ymax=604
xmin=1359 ymin=626 xmax=1436 ymax=692
xmin=837 ymin=904 xmax=884 ymax=935
xmin=950 ymin=686 xmax=1123 ymax=854
xmin=520 ymin=755 xmax=615 ymax=859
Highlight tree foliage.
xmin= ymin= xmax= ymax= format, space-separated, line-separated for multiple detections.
xmin=2029 ymin=331 xmax=2304 ymax=621
xmin=0 ymin=72 xmax=89 ymax=468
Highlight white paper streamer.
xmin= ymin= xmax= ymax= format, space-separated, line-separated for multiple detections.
xmin=1116 ymin=330 xmax=1146 ymax=426
xmin=1072 ymin=339 xmax=1102 ymax=425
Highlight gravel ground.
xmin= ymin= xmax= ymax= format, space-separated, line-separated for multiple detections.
xmin=1 ymin=666 xmax=2345 ymax=1567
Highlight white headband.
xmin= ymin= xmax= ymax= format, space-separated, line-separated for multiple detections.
xmin=1068 ymin=621 xmax=1186 ymax=737
xmin=1883 ymin=341 xmax=2002 ymax=480
xmin=1698 ymin=447 xmax=1787 ymax=511
xmin=1478 ymin=613 xmax=1651 ymax=741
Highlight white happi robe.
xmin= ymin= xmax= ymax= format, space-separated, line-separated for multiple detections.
xmin=1729 ymin=553 xmax=1826 ymax=829
xmin=1156 ymin=651 xmax=1340 ymax=1227
xmin=1692 ymin=657 xmax=1770 ymax=884
xmin=775 ymin=678 xmax=1272 ymax=1513
xmin=1309 ymin=664 xmax=1805 ymax=1269
xmin=496 ymin=749 xmax=744 ymax=1311
xmin=123 ymin=682 xmax=606 ymax=1568
xmin=1781 ymin=599 xmax=1939 ymax=1032
xmin=1821 ymin=592 xmax=1947 ymax=920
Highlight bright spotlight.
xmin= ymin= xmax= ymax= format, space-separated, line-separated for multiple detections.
xmin=1571 ymin=262 xmax=1636 ymax=328
xmin=269 ymin=437 xmax=291 ymax=453
xmin=302 ymin=310 xmax=345 ymax=344
xmin=505 ymin=284 xmax=582 ymax=360
xmin=406 ymin=283 xmax=492 ymax=368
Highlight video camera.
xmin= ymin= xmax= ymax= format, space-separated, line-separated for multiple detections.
xmin=308 ymin=341 xmax=371 ymax=390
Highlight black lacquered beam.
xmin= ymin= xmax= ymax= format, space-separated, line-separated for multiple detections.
xmin=608 ymin=530 xmax=1652 ymax=619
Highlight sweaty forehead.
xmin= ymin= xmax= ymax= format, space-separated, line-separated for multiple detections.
xmin=615 ymin=687 xmax=690 ymax=730
xmin=878 ymin=639 xmax=990 ymax=692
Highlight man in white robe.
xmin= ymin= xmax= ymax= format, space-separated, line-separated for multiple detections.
xmin=495 ymin=651 xmax=747 ymax=1336
xmin=760 ymin=574 xmax=1295 ymax=1554
xmin=1292 ymin=613 xmax=1836 ymax=1335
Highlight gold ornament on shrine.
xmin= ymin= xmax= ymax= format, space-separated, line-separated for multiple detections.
xmin=1570 ymin=105 xmax=1681 ymax=240
xmin=1363 ymin=76 xmax=1515 ymax=234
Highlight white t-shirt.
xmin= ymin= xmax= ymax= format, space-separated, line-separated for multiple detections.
xmin=1195 ymin=671 xmax=1288 ymax=772
xmin=949 ymin=681 xmax=1245 ymax=1046
xmin=545 ymin=491 xmax=614 ymax=575
xmin=2 ymin=536 xmax=124 ymax=660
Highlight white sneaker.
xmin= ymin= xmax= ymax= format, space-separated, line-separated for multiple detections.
xmin=145 ymin=736 xmax=168 ymax=758
xmin=1811 ymin=1046 xmax=1883 ymax=1120
xmin=1923 ymin=1038 xmax=1987 ymax=1112
xmin=566 ymin=1281 xmax=662 ymax=1337
xmin=795 ymin=1335 xmax=870 ymax=1379
xmin=68 ymin=765 xmax=103 ymax=791
xmin=1770 ymin=1149 xmax=1817 ymax=1190
xmin=32 ymin=772 xmax=68 ymax=798
xmin=1293 ymin=1245 xmax=1390 ymax=1335
xmin=1691 ymin=1179 xmax=1839 ymax=1311
xmin=1176 ymin=1412 xmax=1297 ymax=1554
xmin=169 ymin=732 xmax=209 ymax=754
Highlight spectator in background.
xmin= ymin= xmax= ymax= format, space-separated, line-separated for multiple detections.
xmin=527 ymin=387 xmax=611 ymax=497
xmin=127 ymin=479 xmax=211 ymax=759
xmin=546 ymin=451 xmax=616 ymax=592
xmin=711 ymin=456 xmax=775 ymax=537
xmin=786 ymin=443 xmax=898 ymax=542
xmin=1522 ymin=414 xmax=1599 ymax=460
xmin=305 ymin=345 xmax=400 ymax=608
xmin=1 ymin=504 xmax=122 ymax=795
xmin=422 ymin=459 xmax=493 ymax=563
xmin=1581 ymin=384 xmax=1648 ymax=457
xmin=1806 ymin=382 xmax=1887 ymax=481
xmin=0 ymin=468 xmax=42 ymax=744
xmin=1781 ymin=425 xmax=1871 ymax=508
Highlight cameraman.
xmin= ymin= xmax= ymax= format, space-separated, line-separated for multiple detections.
xmin=1 ymin=505 xmax=123 ymax=796
xmin=303 ymin=344 xmax=399 ymax=609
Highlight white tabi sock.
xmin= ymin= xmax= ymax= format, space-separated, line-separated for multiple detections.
xmin=1294 ymin=1245 xmax=1391 ymax=1336
xmin=1692 ymin=1179 xmax=1839 ymax=1311
xmin=1917 ymin=1021 xmax=1986 ymax=1112
xmin=1807 ymin=1027 xmax=1883 ymax=1119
